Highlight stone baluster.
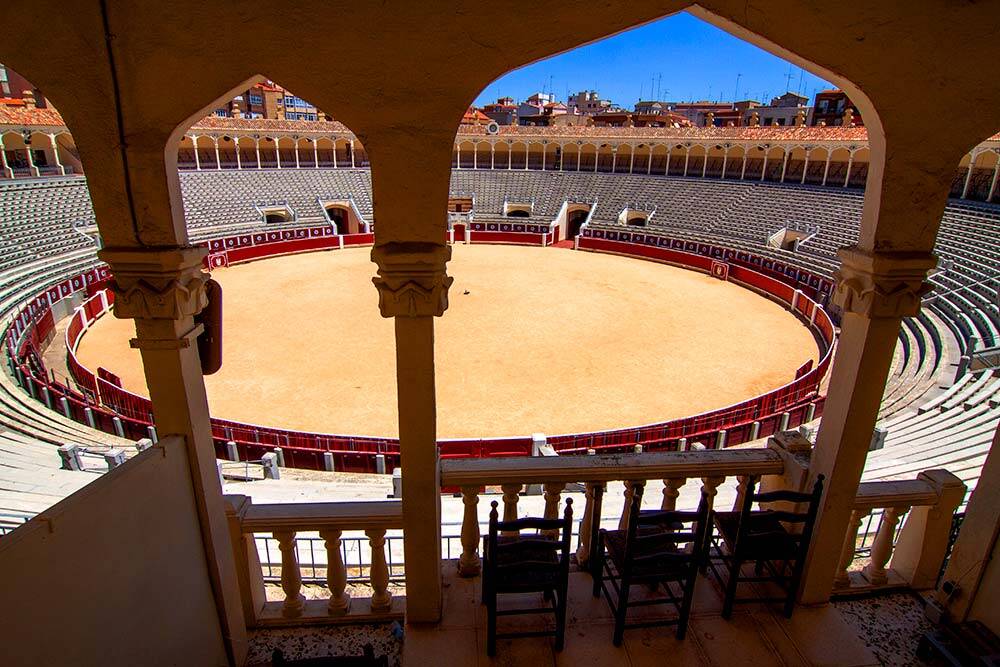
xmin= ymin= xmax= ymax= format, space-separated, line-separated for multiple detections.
xmin=732 ymin=475 xmax=751 ymax=511
xmin=274 ymin=530 xmax=305 ymax=617
xmin=366 ymin=529 xmax=392 ymax=612
xmin=542 ymin=482 xmax=565 ymax=538
xmin=864 ymin=507 xmax=905 ymax=585
xmin=500 ymin=483 xmax=522 ymax=536
xmin=576 ymin=482 xmax=603 ymax=566
xmin=319 ymin=528 xmax=351 ymax=614
xmin=834 ymin=508 xmax=871 ymax=588
xmin=458 ymin=486 xmax=481 ymax=576
xmin=619 ymin=480 xmax=645 ymax=530
xmin=661 ymin=477 xmax=687 ymax=511
xmin=701 ymin=476 xmax=726 ymax=510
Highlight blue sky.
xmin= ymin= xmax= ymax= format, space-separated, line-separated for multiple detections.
xmin=472 ymin=12 xmax=831 ymax=108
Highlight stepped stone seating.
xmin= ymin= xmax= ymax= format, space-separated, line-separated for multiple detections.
xmin=1 ymin=169 xmax=999 ymax=520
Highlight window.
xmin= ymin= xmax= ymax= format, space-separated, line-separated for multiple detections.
xmin=248 ymin=94 xmax=263 ymax=105
xmin=214 ymin=108 xmax=228 ymax=117
xmin=284 ymin=96 xmax=294 ymax=107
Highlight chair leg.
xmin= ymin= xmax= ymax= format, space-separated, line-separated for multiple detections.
xmin=612 ymin=582 xmax=629 ymax=647
xmin=677 ymin=573 xmax=698 ymax=640
xmin=722 ymin=557 xmax=741 ymax=620
xmin=555 ymin=588 xmax=568 ymax=652
xmin=592 ymin=552 xmax=603 ymax=598
xmin=486 ymin=590 xmax=497 ymax=656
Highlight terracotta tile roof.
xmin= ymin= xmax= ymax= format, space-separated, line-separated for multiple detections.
xmin=0 ymin=101 xmax=66 ymax=127
xmin=189 ymin=116 xmax=352 ymax=134
xmin=462 ymin=124 xmax=872 ymax=142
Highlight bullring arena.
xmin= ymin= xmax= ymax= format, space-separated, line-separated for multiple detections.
xmin=75 ymin=244 xmax=818 ymax=438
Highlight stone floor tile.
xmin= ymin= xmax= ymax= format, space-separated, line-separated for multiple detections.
xmin=401 ymin=626 xmax=478 ymax=667
xmin=690 ymin=613 xmax=785 ymax=666
xmin=776 ymin=605 xmax=879 ymax=667
xmin=623 ymin=625 xmax=711 ymax=666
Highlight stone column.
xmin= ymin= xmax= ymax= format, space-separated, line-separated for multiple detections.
xmin=801 ymin=152 xmax=811 ymax=184
xmin=275 ymin=138 xmax=282 ymax=169
xmin=799 ymin=246 xmax=936 ymax=603
xmin=780 ymin=150 xmax=790 ymax=182
xmin=233 ymin=137 xmax=242 ymax=170
xmin=312 ymin=139 xmax=319 ymax=168
xmin=0 ymin=135 xmax=12 ymax=178
xmin=294 ymin=139 xmax=301 ymax=169
xmin=371 ymin=242 xmax=452 ymax=623
xmin=97 ymin=245 xmax=247 ymax=654
xmin=823 ymin=152 xmax=832 ymax=186
xmin=349 ymin=140 xmax=356 ymax=168
xmin=192 ymin=135 xmax=201 ymax=171
xmin=212 ymin=137 xmax=221 ymax=171
xmin=49 ymin=134 xmax=66 ymax=175
xmin=987 ymin=157 xmax=1000 ymax=202
xmin=961 ymin=158 xmax=975 ymax=199
xmin=254 ymin=138 xmax=261 ymax=169
xmin=843 ymin=153 xmax=854 ymax=187
xmin=24 ymin=135 xmax=39 ymax=177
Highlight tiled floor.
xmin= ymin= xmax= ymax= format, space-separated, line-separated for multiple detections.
xmin=402 ymin=565 xmax=880 ymax=666
xmin=834 ymin=593 xmax=933 ymax=667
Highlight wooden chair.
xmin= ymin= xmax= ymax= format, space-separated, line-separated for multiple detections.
xmin=482 ymin=497 xmax=573 ymax=656
xmin=708 ymin=474 xmax=824 ymax=619
xmin=591 ymin=484 xmax=711 ymax=645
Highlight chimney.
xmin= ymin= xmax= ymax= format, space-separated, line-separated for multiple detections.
xmin=22 ymin=90 xmax=36 ymax=109
xmin=842 ymin=107 xmax=854 ymax=127
xmin=705 ymin=111 xmax=714 ymax=127
xmin=749 ymin=111 xmax=760 ymax=127
xmin=231 ymin=101 xmax=243 ymax=119
xmin=795 ymin=109 xmax=806 ymax=126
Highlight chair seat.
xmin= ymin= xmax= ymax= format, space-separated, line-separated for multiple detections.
xmin=713 ymin=511 xmax=799 ymax=561
xmin=603 ymin=529 xmax=690 ymax=580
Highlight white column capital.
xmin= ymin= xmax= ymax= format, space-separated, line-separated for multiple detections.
xmin=98 ymin=246 xmax=209 ymax=320
xmin=832 ymin=246 xmax=936 ymax=319
xmin=371 ymin=243 xmax=453 ymax=318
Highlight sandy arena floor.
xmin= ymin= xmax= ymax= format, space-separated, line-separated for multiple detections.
xmin=76 ymin=245 xmax=818 ymax=438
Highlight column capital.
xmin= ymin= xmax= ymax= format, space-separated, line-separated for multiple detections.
xmin=97 ymin=245 xmax=209 ymax=320
xmin=832 ymin=246 xmax=936 ymax=319
xmin=371 ymin=242 xmax=453 ymax=318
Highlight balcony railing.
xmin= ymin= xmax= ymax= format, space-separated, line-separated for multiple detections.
xmin=224 ymin=495 xmax=404 ymax=626
xmin=834 ymin=470 xmax=966 ymax=593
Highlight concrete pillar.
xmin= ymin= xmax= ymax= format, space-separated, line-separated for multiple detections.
xmin=749 ymin=421 xmax=761 ymax=441
xmin=822 ymin=153 xmax=832 ymax=186
xmin=213 ymin=137 xmax=221 ymax=171
xmin=801 ymin=153 xmax=810 ymax=184
xmin=226 ymin=440 xmax=239 ymax=462
xmin=0 ymin=135 xmax=12 ymax=178
xmin=111 ymin=416 xmax=124 ymax=437
xmin=135 ymin=438 xmax=154 ymax=452
xmin=349 ymin=140 xmax=356 ymax=168
xmin=192 ymin=135 xmax=201 ymax=170
xmin=961 ymin=159 xmax=975 ymax=199
xmin=273 ymin=447 xmax=285 ymax=467
xmin=987 ymin=158 xmax=1000 ymax=202
xmin=293 ymin=140 xmax=300 ymax=169
xmin=844 ymin=154 xmax=854 ymax=187
xmin=275 ymin=138 xmax=282 ymax=169
xmin=312 ymin=139 xmax=319 ymax=168
xmin=58 ymin=444 xmax=82 ymax=471
xmin=677 ymin=437 xmax=687 ymax=451
xmin=683 ymin=148 xmax=690 ymax=177
xmin=60 ymin=397 xmax=71 ymax=418
xmin=84 ymin=407 xmax=97 ymax=429
xmin=41 ymin=386 xmax=53 ymax=410
xmin=716 ymin=429 xmax=727 ymax=449
xmin=233 ymin=137 xmax=242 ymax=170
xmin=49 ymin=134 xmax=66 ymax=175
xmin=98 ymin=245 xmax=247 ymax=656
xmin=375 ymin=453 xmax=386 ymax=475
xmin=147 ymin=425 xmax=158 ymax=443
xmin=261 ymin=452 xmax=280 ymax=479
xmin=780 ymin=150 xmax=790 ymax=182
xmin=323 ymin=451 xmax=335 ymax=471
xmin=104 ymin=448 xmax=127 ymax=469
xmin=799 ymin=247 xmax=936 ymax=604
xmin=24 ymin=135 xmax=39 ymax=177
xmin=371 ymin=242 xmax=452 ymax=623
xmin=254 ymin=139 xmax=261 ymax=169
xmin=761 ymin=152 xmax=768 ymax=181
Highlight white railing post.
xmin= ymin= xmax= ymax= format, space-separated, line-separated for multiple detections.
xmin=661 ymin=477 xmax=687 ymax=511
xmin=274 ymin=530 xmax=305 ymax=618
xmin=500 ymin=483 xmax=521 ymax=536
xmin=576 ymin=482 xmax=602 ymax=566
xmin=366 ymin=529 xmax=392 ymax=613
xmin=542 ymin=482 xmax=565 ymax=538
xmin=864 ymin=507 xmax=904 ymax=585
xmin=458 ymin=486 xmax=481 ymax=576
xmin=618 ymin=480 xmax=645 ymax=530
xmin=319 ymin=528 xmax=351 ymax=615
xmin=834 ymin=508 xmax=870 ymax=588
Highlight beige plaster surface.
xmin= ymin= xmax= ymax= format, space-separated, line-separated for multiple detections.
xmin=76 ymin=245 xmax=817 ymax=439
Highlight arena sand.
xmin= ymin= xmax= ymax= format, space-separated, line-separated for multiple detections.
xmin=76 ymin=244 xmax=818 ymax=438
